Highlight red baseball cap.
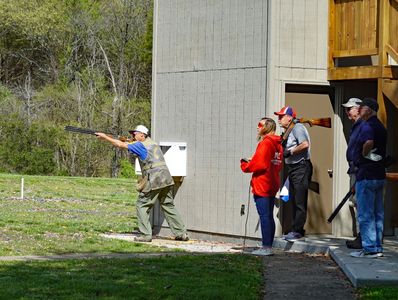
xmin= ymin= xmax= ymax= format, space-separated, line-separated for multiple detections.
xmin=274 ymin=106 xmax=296 ymax=118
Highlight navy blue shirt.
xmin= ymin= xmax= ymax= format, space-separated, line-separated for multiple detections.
xmin=346 ymin=119 xmax=363 ymax=164
xmin=352 ymin=116 xmax=387 ymax=180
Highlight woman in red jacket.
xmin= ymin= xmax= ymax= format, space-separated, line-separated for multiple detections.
xmin=241 ymin=117 xmax=283 ymax=256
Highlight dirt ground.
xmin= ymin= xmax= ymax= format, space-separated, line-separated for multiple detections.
xmin=261 ymin=249 xmax=357 ymax=300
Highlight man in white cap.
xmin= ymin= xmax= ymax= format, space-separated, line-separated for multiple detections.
xmin=96 ymin=125 xmax=189 ymax=242
xmin=342 ymin=98 xmax=362 ymax=249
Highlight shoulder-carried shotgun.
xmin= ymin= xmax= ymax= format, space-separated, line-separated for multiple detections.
xmin=281 ymin=117 xmax=331 ymax=146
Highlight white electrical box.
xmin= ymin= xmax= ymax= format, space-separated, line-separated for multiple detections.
xmin=135 ymin=142 xmax=187 ymax=176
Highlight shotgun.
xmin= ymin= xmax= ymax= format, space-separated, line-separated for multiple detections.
xmin=327 ymin=186 xmax=354 ymax=223
xmin=64 ymin=126 xmax=131 ymax=142
xmin=281 ymin=117 xmax=331 ymax=146
xmin=299 ymin=117 xmax=332 ymax=128
xmin=64 ymin=125 xmax=101 ymax=136
xmin=327 ymin=156 xmax=394 ymax=223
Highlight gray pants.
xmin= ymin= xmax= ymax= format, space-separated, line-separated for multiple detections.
xmin=136 ymin=185 xmax=186 ymax=237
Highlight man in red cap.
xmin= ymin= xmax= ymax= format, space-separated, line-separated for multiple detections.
xmin=274 ymin=106 xmax=313 ymax=242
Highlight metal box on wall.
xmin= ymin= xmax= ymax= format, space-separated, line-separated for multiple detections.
xmin=135 ymin=142 xmax=187 ymax=177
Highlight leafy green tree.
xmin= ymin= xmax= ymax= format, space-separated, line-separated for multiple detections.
xmin=0 ymin=0 xmax=153 ymax=177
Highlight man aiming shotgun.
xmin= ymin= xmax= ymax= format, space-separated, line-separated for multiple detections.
xmin=65 ymin=124 xmax=189 ymax=242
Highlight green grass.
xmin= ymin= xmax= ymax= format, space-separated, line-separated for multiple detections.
xmin=0 ymin=255 xmax=263 ymax=300
xmin=0 ymin=173 xmax=265 ymax=299
xmin=0 ymin=173 xmax=135 ymax=203
xmin=0 ymin=173 xmax=163 ymax=255
xmin=359 ymin=287 xmax=398 ymax=299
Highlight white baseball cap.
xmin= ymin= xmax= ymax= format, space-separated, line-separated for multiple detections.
xmin=129 ymin=125 xmax=149 ymax=135
xmin=342 ymin=98 xmax=362 ymax=108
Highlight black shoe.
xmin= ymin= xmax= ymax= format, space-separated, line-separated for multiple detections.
xmin=346 ymin=234 xmax=362 ymax=249
xmin=175 ymin=233 xmax=189 ymax=241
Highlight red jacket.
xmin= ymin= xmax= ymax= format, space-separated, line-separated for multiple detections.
xmin=240 ymin=134 xmax=283 ymax=197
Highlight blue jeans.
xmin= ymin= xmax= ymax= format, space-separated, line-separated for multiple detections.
xmin=254 ymin=195 xmax=275 ymax=247
xmin=356 ymin=179 xmax=385 ymax=253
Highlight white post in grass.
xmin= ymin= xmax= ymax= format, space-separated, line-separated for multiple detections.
xmin=21 ymin=177 xmax=24 ymax=199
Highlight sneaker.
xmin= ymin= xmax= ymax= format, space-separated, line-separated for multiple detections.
xmin=350 ymin=250 xmax=379 ymax=258
xmin=346 ymin=234 xmax=362 ymax=249
xmin=376 ymin=252 xmax=384 ymax=258
xmin=175 ymin=233 xmax=189 ymax=241
xmin=134 ymin=235 xmax=152 ymax=242
xmin=282 ymin=232 xmax=295 ymax=240
xmin=284 ymin=232 xmax=304 ymax=242
xmin=252 ymin=248 xmax=274 ymax=256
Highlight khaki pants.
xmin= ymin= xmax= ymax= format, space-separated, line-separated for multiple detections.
xmin=136 ymin=185 xmax=186 ymax=237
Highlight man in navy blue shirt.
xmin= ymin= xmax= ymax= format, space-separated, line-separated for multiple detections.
xmin=349 ymin=98 xmax=387 ymax=258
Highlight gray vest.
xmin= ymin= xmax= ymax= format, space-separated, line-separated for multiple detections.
xmin=138 ymin=138 xmax=174 ymax=192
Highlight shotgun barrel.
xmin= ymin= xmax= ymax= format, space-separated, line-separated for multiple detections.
xmin=64 ymin=126 xmax=98 ymax=135
xmin=327 ymin=187 xmax=354 ymax=223
xmin=64 ymin=126 xmax=131 ymax=142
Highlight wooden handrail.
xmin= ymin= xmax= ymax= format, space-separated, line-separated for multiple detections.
xmin=333 ymin=48 xmax=379 ymax=58
xmin=386 ymin=44 xmax=398 ymax=65
xmin=386 ymin=173 xmax=398 ymax=181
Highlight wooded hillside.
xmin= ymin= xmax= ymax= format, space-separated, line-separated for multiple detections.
xmin=0 ymin=0 xmax=153 ymax=177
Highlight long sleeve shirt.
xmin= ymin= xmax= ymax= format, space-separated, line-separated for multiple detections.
xmin=241 ymin=134 xmax=283 ymax=197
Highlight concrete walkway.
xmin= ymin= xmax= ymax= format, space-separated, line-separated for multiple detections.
xmin=329 ymin=237 xmax=398 ymax=288
xmin=275 ymin=235 xmax=398 ymax=288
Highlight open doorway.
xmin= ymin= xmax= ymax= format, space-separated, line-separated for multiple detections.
xmin=280 ymin=84 xmax=335 ymax=234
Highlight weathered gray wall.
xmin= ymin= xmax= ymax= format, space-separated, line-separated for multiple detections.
xmin=267 ymin=0 xmax=329 ymax=115
xmin=152 ymin=0 xmax=359 ymax=239
xmin=152 ymin=0 xmax=269 ymax=237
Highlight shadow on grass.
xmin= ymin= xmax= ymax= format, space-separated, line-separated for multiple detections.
xmin=0 ymin=254 xmax=263 ymax=300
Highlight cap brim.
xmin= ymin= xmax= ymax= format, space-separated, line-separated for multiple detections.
xmin=274 ymin=112 xmax=285 ymax=116
xmin=341 ymin=103 xmax=353 ymax=107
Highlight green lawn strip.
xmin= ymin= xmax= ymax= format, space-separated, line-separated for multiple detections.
xmin=0 ymin=254 xmax=263 ymax=300
xmin=359 ymin=287 xmax=398 ymax=299
xmin=0 ymin=173 xmax=168 ymax=256
xmin=0 ymin=173 xmax=136 ymax=203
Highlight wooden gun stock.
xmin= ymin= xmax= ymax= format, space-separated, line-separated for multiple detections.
xmin=281 ymin=117 xmax=332 ymax=146
xmin=298 ymin=117 xmax=332 ymax=128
